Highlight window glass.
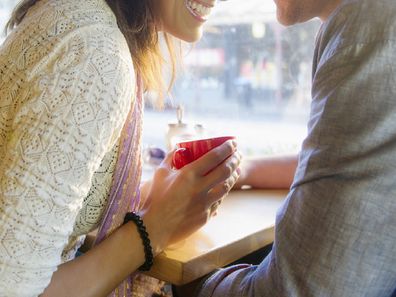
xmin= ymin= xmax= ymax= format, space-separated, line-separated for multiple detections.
xmin=144 ymin=1 xmax=320 ymax=158
xmin=0 ymin=1 xmax=13 ymax=43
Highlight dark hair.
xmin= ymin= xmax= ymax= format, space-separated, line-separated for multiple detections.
xmin=6 ymin=0 xmax=176 ymax=104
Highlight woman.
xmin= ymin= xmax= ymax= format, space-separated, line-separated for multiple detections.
xmin=0 ymin=0 xmax=240 ymax=296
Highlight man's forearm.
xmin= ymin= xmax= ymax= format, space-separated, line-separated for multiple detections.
xmin=236 ymin=155 xmax=298 ymax=189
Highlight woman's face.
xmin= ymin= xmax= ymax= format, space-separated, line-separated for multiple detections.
xmin=155 ymin=0 xmax=217 ymax=42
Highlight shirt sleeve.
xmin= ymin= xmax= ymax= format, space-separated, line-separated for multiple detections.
xmin=196 ymin=3 xmax=396 ymax=297
xmin=0 ymin=29 xmax=135 ymax=296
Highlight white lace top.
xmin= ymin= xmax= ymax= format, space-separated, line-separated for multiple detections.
xmin=0 ymin=0 xmax=136 ymax=296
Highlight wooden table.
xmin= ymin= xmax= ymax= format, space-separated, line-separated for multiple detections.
xmin=145 ymin=189 xmax=288 ymax=285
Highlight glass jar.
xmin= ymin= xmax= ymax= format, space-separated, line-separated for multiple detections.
xmin=165 ymin=105 xmax=205 ymax=151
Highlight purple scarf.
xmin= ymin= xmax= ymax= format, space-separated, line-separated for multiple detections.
xmin=93 ymin=76 xmax=145 ymax=296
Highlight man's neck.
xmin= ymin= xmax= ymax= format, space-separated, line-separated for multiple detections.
xmin=319 ymin=0 xmax=343 ymax=21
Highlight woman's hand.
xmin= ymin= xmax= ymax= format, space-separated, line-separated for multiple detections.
xmin=140 ymin=140 xmax=241 ymax=254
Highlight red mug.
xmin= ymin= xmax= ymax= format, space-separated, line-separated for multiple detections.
xmin=172 ymin=136 xmax=235 ymax=169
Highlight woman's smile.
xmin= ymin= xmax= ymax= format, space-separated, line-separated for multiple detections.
xmin=184 ymin=0 xmax=215 ymax=22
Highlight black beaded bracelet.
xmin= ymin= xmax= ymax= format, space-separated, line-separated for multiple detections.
xmin=123 ymin=212 xmax=154 ymax=271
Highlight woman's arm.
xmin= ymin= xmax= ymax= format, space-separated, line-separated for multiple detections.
xmin=0 ymin=29 xmax=136 ymax=296
xmin=235 ymin=154 xmax=298 ymax=189
xmin=42 ymin=140 xmax=241 ymax=297
xmin=41 ymin=222 xmax=147 ymax=297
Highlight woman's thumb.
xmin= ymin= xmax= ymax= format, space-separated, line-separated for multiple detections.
xmin=161 ymin=149 xmax=176 ymax=169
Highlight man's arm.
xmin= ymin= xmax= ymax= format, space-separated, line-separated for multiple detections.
xmin=234 ymin=155 xmax=298 ymax=189
xmin=189 ymin=2 xmax=396 ymax=296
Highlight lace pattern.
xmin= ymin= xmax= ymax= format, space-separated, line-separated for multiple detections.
xmin=0 ymin=0 xmax=135 ymax=296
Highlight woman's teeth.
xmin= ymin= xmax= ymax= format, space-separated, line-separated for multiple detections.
xmin=186 ymin=0 xmax=213 ymax=20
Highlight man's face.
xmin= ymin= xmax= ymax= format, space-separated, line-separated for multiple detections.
xmin=274 ymin=0 xmax=342 ymax=25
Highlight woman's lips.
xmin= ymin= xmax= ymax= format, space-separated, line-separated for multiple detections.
xmin=185 ymin=0 xmax=215 ymax=22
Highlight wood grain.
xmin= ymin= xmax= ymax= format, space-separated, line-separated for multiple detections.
xmin=145 ymin=189 xmax=288 ymax=284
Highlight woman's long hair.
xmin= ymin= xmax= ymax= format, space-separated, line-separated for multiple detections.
xmin=6 ymin=0 xmax=176 ymax=105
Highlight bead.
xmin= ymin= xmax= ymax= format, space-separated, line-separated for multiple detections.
xmin=123 ymin=212 xmax=154 ymax=271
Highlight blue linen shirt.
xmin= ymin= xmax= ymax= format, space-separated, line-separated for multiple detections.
xmin=196 ymin=0 xmax=396 ymax=296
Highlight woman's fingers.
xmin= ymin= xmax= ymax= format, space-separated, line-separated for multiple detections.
xmin=208 ymin=169 xmax=240 ymax=217
xmin=160 ymin=149 xmax=176 ymax=169
xmin=186 ymin=140 xmax=237 ymax=177
xmin=209 ymin=199 xmax=222 ymax=217
xmin=199 ymin=150 xmax=242 ymax=191
xmin=206 ymin=169 xmax=240 ymax=206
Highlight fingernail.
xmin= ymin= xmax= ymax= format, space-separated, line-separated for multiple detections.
xmin=231 ymin=140 xmax=237 ymax=148
xmin=237 ymin=167 xmax=241 ymax=175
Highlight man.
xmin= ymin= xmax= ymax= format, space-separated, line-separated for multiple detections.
xmin=178 ymin=0 xmax=396 ymax=295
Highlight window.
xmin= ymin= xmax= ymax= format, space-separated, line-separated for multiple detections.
xmin=144 ymin=1 xmax=320 ymax=158
xmin=0 ymin=1 xmax=321 ymax=158
xmin=0 ymin=1 xmax=13 ymax=43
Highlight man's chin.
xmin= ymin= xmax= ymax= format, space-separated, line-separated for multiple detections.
xmin=276 ymin=11 xmax=298 ymax=26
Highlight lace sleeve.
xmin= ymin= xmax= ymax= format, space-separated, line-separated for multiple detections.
xmin=0 ymin=28 xmax=135 ymax=296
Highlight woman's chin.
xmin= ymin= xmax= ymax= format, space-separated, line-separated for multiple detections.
xmin=174 ymin=29 xmax=203 ymax=43
xmin=184 ymin=34 xmax=203 ymax=43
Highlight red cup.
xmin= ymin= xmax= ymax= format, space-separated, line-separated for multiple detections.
xmin=172 ymin=136 xmax=235 ymax=169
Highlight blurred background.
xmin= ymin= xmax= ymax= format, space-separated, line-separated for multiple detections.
xmin=0 ymin=0 xmax=321 ymax=158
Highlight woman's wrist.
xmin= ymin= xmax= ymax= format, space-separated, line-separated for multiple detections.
xmin=138 ymin=210 xmax=166 ymax=256
xmin=123 ymin=212 xmax=154 ymax=271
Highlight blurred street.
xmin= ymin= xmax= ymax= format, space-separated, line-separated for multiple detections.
xmin=142 ymin=97 xmax=309 ymax=158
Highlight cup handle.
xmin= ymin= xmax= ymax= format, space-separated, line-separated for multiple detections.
xmin=172 ymin=148 xmax=193 ymax=169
